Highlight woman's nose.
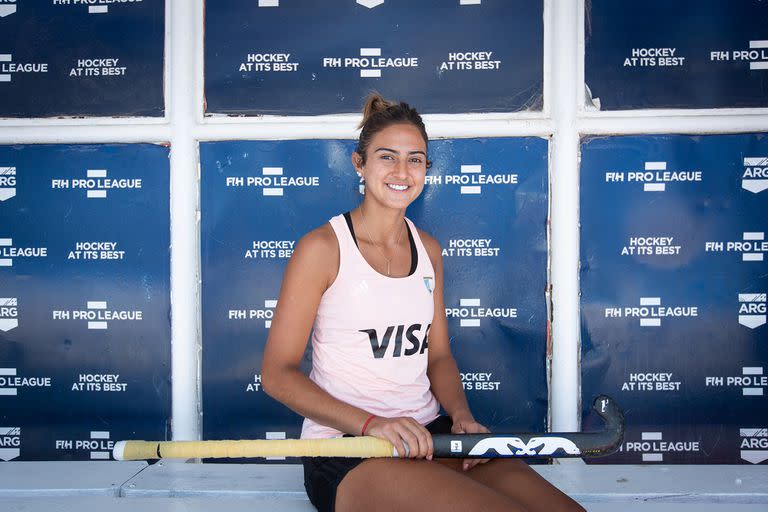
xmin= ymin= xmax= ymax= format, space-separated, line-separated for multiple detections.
xmin=394 ymin=159 xmax=409 ymax=177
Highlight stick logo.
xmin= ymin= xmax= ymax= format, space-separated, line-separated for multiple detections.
xmin=468 ymin=437 xmax=581 ymax=457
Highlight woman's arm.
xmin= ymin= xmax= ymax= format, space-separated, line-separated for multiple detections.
xmin=261 ymin=224 xmax=433 ymax=458
xmin=262 ymin=226 xmax=370 ymax=435
xmin=421 ymin=231 xmax=490 ymax=469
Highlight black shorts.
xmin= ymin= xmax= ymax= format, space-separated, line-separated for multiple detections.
xmin=302 ymin=415 xmax=453 ymax=512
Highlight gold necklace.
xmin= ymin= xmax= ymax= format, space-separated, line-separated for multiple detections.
xmin=359 ymin=206 xmax=404 ymax=276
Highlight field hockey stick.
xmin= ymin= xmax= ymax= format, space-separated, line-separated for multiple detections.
xmin=114 ymin=395 xmax=623 ymax=461
xmin=432 ymin=394 xmax=623 ymax=458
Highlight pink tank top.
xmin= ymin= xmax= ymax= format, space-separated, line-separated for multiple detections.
xmin=300 ymin=213 xmax=441 ymax=439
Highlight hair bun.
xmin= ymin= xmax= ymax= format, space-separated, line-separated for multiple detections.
xmin=360 ymin=92 xmax=395 ymax=129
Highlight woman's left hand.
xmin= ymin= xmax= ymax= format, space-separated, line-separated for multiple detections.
xmin=451 ymin=413 xmax=491 ymax=471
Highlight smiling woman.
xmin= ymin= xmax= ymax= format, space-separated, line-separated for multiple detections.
xmin=260 ymin=93 xmax=584 ymax=512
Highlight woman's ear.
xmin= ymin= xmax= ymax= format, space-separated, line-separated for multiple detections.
xmin=351 ymin=152 xmax=364 ymax=174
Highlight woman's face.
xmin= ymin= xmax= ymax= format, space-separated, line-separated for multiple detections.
xmin=352 ymin=122 xmax=428 ymax=211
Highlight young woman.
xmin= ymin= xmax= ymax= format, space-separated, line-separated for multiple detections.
xmin=261 ymin=94 xmax=584 ymax=512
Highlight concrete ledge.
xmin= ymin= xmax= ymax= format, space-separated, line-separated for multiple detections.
xmin=2 ymin=497 xmax=768 ymax=512
xmin=0 ymin=461 xmax=766 ymax=511
xmin=120 ymin=460 xmax=768 ymax=504
xmin=540 ymin=461 xmax=768 ymax=503
xmin=0 ymin=496 xmax=766 ymax=512
xmin=121 ymin=461 xmax=306 ymax=498
xmin=0 ymin=496 xmax=315 ymax=512
xmin=585 ymin=505 xmax=768 ymax=512
xmin=0 ymin=461 xmax=148 ymax=497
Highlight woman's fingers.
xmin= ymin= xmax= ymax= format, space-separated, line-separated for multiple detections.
xmin=462 ymin=457 xmax=490 ymax=471
xmin=401 ymin=419 xmax=432 ymax=459
xmin=385 ymin=420 xmax=417 ymax=458
xmin=390 ymin=418 xmax=429 ymax=459
xmin=452 ymin=418 xmax=491 ymax=470
xmin=365 ymin=416 xmax=433 ymax=459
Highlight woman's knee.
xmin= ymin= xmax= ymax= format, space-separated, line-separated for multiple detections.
xmin=467 ymin=459 xmax=585 ymax=512
xmin=336 ymin=459 xmax=528 ymax=512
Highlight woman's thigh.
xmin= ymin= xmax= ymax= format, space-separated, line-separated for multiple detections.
xmin=436 ymin=458 xmax=585 ymax=512
xmin=336 ymin=458 xmax=528 ymax=512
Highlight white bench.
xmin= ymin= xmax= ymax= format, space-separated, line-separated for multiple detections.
xmin=0 ymin=461 xmax=147 ymax=497
xmin=0 ymin=460 xmax=766 ymax=511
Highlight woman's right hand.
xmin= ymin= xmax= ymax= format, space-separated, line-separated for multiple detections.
xmin=364 ymin=416 xmax=434 ymax=460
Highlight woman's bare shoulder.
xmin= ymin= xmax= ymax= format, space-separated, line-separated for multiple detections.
xmin=298 ymin=222 xmax=337 ymax=252
xmin=415 ymin=226 xmax=442 ymax=263
xmin=290 ymin=221 xmax=340 ymax=287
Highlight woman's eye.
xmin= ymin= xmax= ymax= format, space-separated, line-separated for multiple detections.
xmin=410 ymin=158 xmax=423 ymax=164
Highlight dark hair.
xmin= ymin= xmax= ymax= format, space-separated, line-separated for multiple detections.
xmin=356 ymin=93 xmax=430 ymax=168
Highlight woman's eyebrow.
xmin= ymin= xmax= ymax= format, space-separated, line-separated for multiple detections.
xmin=374 ymin=147 xmax=427 ymax=156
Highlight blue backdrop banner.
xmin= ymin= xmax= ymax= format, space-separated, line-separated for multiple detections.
xmin=204 ymin=0 xmax=543 ymax=116
xmin=200 ymin=137 xmax=549 ymax=453
xmin=0 ymin=1 xmax=165 ymax=117
xmin=580 ymin=134 xmax=768 ymax=464
xmin=0 ymin=144 xmax=171 ymax=461
xmin=585 ymin=0 xmax=768 ymax=110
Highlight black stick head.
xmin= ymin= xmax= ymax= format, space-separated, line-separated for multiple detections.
xmin=588 ymin=395 xmax=625 ymax=456
xmin=591 ymin=395 xmax=623 ymax=429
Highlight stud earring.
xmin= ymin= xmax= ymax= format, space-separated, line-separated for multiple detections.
xmin=358 ymin=173 xmax=365 ymax=195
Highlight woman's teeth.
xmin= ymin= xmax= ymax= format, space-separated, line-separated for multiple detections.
xmin=388 ymin=184 xmax=408 ymax=191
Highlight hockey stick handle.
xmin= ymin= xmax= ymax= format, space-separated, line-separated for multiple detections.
xmin=114 ymin=395 xmax=623 ymax=461
xmin=113 ymin=436 xmax=396 ymax=461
